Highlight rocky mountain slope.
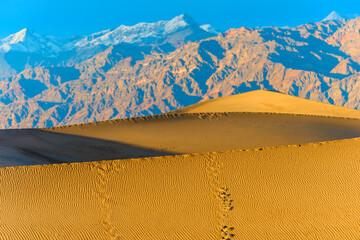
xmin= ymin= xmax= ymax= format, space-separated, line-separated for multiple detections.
xmin=2 ymin=14 xmax=360 ymax=128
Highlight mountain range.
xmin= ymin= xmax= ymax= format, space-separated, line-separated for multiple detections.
xmin=0 ymin=14 xmax=216 ymax=79
xmin=2 ymin=12 xmax=360 ymax=128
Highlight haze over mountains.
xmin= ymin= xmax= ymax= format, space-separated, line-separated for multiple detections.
xmin=2 ymin=12 xmax=360 ymax=128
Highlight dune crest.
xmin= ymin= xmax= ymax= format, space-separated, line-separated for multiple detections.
xmin=173 ymin=90 xmax=360 ymax=118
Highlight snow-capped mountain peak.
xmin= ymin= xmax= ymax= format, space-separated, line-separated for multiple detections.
xmin=67 ymin=14 xmax=203 ymax=49
xmin=5 ymin=28 xmax=31 ymax=44
xmin=1 ymin=28 xmax=35 ymax=49
xmin=165 ymin=14 xmax=198 ymax=31
xmin=322 ymin=11 xmax=344 ymax=22
xmin=0 ymin=28 xmax=63 ymax=56
xmin=200 ymin=24 xmax=221 ymax=35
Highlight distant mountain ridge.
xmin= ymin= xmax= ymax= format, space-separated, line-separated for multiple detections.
xmin=3 ymin=13 xmax=360 ymax=128
xmin=0 ymin=14 xmax=217 ymax=79
xmin=66 ymin=14 xmax=212 ymax=49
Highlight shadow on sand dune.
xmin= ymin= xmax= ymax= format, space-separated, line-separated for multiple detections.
xmin=0 ymin=129 xmax=175 ymax=167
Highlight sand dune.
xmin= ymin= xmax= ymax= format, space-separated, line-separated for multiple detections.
xmin=2 ymin=112 xmax=360 ymax=167
xmin=173 ymin=90 xmax=360 ymax=118
xmin=2 ymin=89 xmax=360 ymax=239
xmin=49 ymin=112 xmax=360 ymax=154
xmin=2 ymin=138 xmax=360 ymax=239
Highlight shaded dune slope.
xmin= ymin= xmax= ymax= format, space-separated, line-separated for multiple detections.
xmin=2 ymin=138 xmax=360 ymax=239
xmin=0 ymin=130 xmax=171 ymax=168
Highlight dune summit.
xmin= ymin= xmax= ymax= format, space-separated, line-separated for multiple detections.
xmin=2 ymin=90 xmax=360 ymax=239
xmin=172 ymin=90 xmax=360 ymax=118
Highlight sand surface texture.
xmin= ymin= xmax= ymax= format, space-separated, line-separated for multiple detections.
xmin=2 ymin=139 xmax=360 ymax=239
xmin=2 ymin=90 xmax=360 ymax=239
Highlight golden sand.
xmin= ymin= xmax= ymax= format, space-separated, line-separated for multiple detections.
xmin=2 ymin=138 xmax=360 ymax=239
xmin=173 ymin=90 xmax=360 ymax=118
xmin=2 ymin=90 xmax=360 ymax=239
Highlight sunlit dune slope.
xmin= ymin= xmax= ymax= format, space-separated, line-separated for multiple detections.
xmin=2 ymin=138 xmax=360 ymax=239
xmin=172 ymin=90 xmax=360 ymax=118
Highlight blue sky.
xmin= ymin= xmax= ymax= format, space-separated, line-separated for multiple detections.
xmin=0 ymin=0 xmax=359 ymax=38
